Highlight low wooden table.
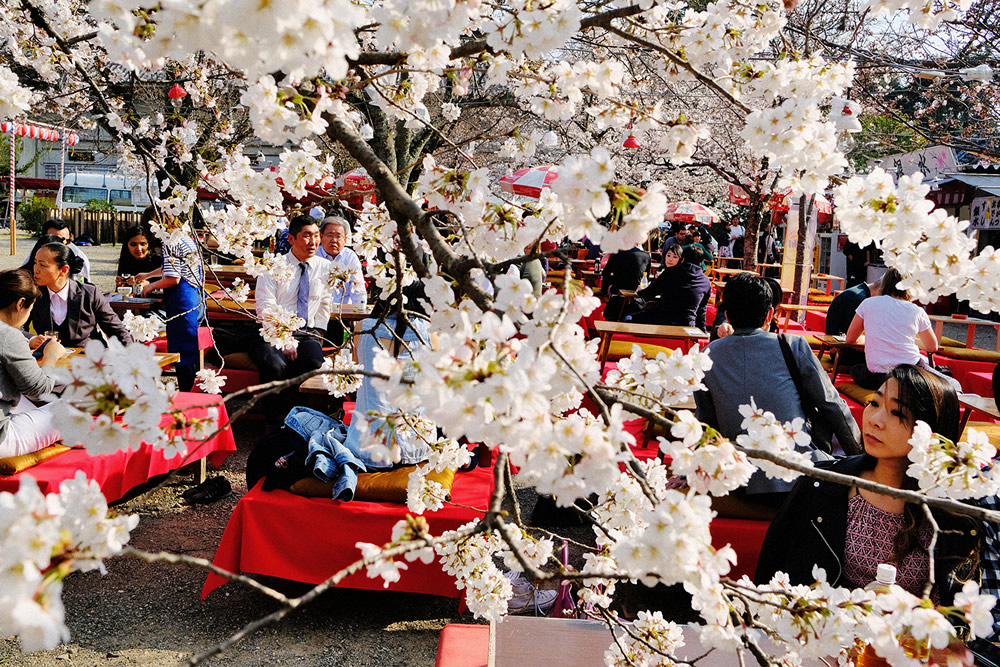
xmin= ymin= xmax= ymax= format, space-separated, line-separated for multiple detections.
xmin=55 ymin=348 xmax=179 ymax=369
xmin=756 ymin=263 xmax=782 ymax=275
xmin=958 ymin=393 xmax=1000 ymax=434
xmin=815 ymin=334 xmax=865 ymax=384
xmin=594 ymin=320 xmax=708 ymax=365
xmin=205 ymin=264 xmax=255 ymax=283
xmin=717 ymin=256 xmax=744 ymax=268
xmin=712 ymin=267 xmax=750 ymax=281
xmin=930 ymin=315 xmax=1000 ymax=351
xmin=109 ymin=293 xmax=372 ymax=325
xmin=777 ymin=303 xmax=830 ymax=333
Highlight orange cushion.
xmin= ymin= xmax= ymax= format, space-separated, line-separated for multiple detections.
xmin=837 ymin=382 xmax=876 ymax=406
xmin=222 ymin=352 xmax=258 ymax=371
xmin=809 ymin=295 xmax=835 ymax=304
xmin=289 ymin=465 xmax=457 ymax=502
xmin=936 ymin=346 xmax=1000 ymax=363
xmin=0 ymin=443 xmax=71 ymax=476
xmin=940 ymin=336 xmax=966 ymax=349
xmin=606 ymin=341 xmax=673 ymax=362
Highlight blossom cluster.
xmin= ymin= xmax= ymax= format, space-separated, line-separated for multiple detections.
xmin=317 ymin=349 xmax=364 ymax=398
xmin=659 ymin=412 xmax=756 ymax=496
xmin=604 ymin=611 xmax=685 ymax=667
xmin=754 ymin=569 xmax=996 ymax=663
xmin=0 ymin=474 xmax=139 ymax=652
xmin=835 ymin=169 xmax=984 ymax=307
xmin=906 ymin=421 xmax=999 ymax=500
xmin=48 ymin=340 xmax=172 ymax=456
xmin=734 ymin=399 xmax=813 ymax=482
xmin=258 ymin=306 xmax=306 ymax=352
xmin=120 ymin=312 xmax=164 ymax=343
xmin=602 ymin=344 xmax=713 ymax=413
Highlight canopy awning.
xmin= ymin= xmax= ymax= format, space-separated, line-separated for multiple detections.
xmin=14 ymin=176 xmax=60 ymax=190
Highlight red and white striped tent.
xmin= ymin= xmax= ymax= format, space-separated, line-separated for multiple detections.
xmin=663 ymin=200 xmax=721 ymax=224
xmin=4 ymin=121 xmax=82 ymax=254
xmin=499 ymin=165 xmax=559 ymax=199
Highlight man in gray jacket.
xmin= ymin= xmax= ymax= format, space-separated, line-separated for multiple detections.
xmin=695 ymin=273 xmax=861 ymax=515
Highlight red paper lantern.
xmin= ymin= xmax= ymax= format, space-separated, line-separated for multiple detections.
xmin=168 ymin=84 xmax=187 ymax=99
xmin=623 ymin=134 xmax=641 ymax=149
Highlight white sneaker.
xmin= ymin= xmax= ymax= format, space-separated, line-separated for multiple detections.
xmin=505 ymin=570 xmax=558 ymax=615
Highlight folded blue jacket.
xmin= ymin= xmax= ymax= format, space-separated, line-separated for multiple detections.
xmin=283 ymin=406 xmax=399 ymax=502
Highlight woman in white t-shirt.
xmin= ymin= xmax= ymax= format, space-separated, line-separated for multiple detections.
xmin=845 ymin=268 xmax=940 ymax=389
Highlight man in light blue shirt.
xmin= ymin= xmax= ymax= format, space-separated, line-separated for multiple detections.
xmin=317 ymin=215 xmax=367 ymax=308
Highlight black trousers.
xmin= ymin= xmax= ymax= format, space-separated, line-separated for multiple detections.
xmin=250 ymin=328 xmax=326 ymax=383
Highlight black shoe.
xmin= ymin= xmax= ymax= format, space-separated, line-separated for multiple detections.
xmin=182 ymin=477 xmax=232 ymax=504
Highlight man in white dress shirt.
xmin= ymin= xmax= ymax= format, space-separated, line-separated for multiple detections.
xmin=317 ymin=216 xmax=367 ymax=308
xmin=251 ymin=215 xmax=332 ymax=383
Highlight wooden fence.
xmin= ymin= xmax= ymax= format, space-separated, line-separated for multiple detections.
xmin=43 ymin=210 xmax=144 ymax=245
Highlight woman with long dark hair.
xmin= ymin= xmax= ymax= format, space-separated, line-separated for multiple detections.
xmin=756 ymin=365 xmax=979 ymax=604
xmin=115 ymin=225 xmax=162 ymax=288
xmin=0 ymin=269 xmax=66 ymax=457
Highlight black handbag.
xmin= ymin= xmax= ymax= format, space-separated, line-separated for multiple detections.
xmin=777 ymin=334 xmax=833 ymax=454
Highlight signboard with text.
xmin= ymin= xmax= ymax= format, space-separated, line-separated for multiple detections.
xmin=970 ymin=197 xmax=1000 ymax=230
xmin=868 ymin=146 xmax=957 ymax=183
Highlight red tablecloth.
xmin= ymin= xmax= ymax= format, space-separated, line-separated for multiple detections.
xmin=0 ymin=392 xmax=237 ymax=502
xmin=933 ymin=354 xmax=995 ymax=389
xmin=202 ymin=466 xmax=495 ymax=599
xmin=435 ymin=624 xmax=489 ymax=667
xmin=805 ymin=310 xmax=828 ymax=332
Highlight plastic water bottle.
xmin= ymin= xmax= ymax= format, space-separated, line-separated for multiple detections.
xmin=857 ymin=564 xmax=897 ymax=667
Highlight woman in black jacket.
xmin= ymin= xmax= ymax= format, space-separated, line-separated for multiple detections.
xmin=755 ymin=364 xmax=979 ymax=605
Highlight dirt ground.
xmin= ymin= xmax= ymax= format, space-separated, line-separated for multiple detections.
xmin=0 ymin=412 xmax=475 ymax=667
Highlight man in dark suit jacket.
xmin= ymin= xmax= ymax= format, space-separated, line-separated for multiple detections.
xmin=601 ymin=245 xmax=651 ymax=297
xmin=28 ymin=279 xmax=134 ymax=348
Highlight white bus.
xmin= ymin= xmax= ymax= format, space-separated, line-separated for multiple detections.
xmin=59 ymin=172 xmax=153 ymax=213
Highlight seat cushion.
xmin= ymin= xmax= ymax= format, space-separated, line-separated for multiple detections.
xmin=0 ymin=443 xmax=71 ymax=476
xmin=606 ymin=340 xmax=674 ymax=361
xmin=808 ymin=295 xmax=835 ymax=305
xmin=837 ymin=382 xmax=876 ymax=406
xmin=940 ymin=336 xmax=966 ymax=349
xmin=935 ymin=346 xmax=1000 ymax=363
xmin=222 ymin=351 xmax=259 ymax=371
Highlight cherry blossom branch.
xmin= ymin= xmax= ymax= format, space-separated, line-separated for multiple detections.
xmin=187 ymin=524 xmax=481 ymax=664
xmin=605 ymin=24 xmax=751 ymax=114
xmin=324 ymin=116 xmax=494 ymax=310
xmin=740 ymin=447 xmax=1000 ymax=523
xmin=121 ymin=547 xmax=289 ymax=603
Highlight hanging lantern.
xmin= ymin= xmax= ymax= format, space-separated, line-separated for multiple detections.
xmin=168 ymin=83 xmax=187 ymax=109
xmin=623 ymin=134 xmax=641 ymax=149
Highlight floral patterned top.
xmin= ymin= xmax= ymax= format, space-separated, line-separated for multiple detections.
xmin=843 ymin=492 xmax=935 ymax=599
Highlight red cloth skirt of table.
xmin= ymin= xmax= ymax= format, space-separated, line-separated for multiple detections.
xmin=148 ymin=326 xmax=215 ymax=354
xmin=805 ymin=310 xmax=828 ymax=332
xmin=202 ymin=466 xmax=495 ymax=599
xmin=933 ymin=354 xmax=995 ymax=389
xmin=435 ymin=624 xmax=489 ymax=667
xmin=964 ymin=371 xmax=994 ymax=398
xmin=0 ymin=392 xmax=237 ymax=502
